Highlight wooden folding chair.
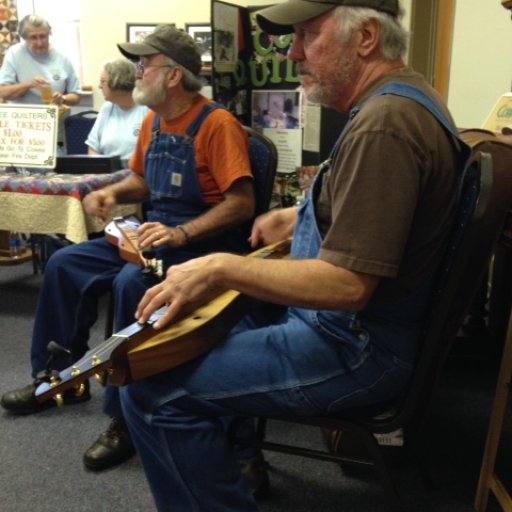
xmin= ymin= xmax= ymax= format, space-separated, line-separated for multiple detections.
xmin=475 ymin=308 xmax=512 ymax=511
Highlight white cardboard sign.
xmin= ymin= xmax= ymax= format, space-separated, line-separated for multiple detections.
xmin=0 ymin=104 xmax=59 ymax=168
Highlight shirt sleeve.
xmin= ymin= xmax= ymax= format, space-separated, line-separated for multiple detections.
xmin=196 ymin=110 xmax=253 ymax=193
xmin=316 ymin=93 xmax=457 ymax=279
xmin=85 ymin=103 xmax=107 ymax=152
xmin=63 ymin=56 xmax=82 ymax=95
xmin=0 ymin=47 xmax=18 ymax=85
xmin=128 ymin=112 xmax=153 ymax=175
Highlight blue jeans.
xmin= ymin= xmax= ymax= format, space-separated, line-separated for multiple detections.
xmin=120 ymin=308 xmax=414 ymax=512
xmin=30 ymin=238 xmax=151 ymax=381
xmin=31 ymin=236 xmax=237 ymax=418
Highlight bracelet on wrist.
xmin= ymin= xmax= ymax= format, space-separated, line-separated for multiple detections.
xmin=176 ymin=225 xmax=191 ymax=244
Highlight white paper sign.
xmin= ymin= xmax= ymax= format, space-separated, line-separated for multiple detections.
xmin=263 ymin=128 xmax=302 ymax=173
xmin=0 ymin=104 xmax=59 ymax=168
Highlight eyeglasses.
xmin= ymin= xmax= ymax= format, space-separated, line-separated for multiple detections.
xmin=136 ymin=61 xmax=173 ymax=75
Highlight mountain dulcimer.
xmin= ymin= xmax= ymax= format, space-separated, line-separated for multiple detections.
xmin=35 ymin=239 xmax=291 ymax=405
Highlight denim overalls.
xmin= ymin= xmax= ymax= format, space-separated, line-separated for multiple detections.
xmin=29 ymin=103 xmax=248 ymax=418
xmin=145 ymin=103 xmax=247 ymax=266
xmin=120 ymin=84 xmax=472 ymax=512
xmin=289 ymin=82 xmax=472 ymax=372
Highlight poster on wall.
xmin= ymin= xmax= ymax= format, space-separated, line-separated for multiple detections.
xmin=251 ymin=89 xmax=302 ymax=174
xmin=211 ymin=0 xmax=346 ymax=204
xmin=186 ymin=23 xmax=213 ymax=65
xmin=212 ymin=2 xmax=239 ymax=74
xmin=248 ymin=10 xmax=299 ymax=91
xmin=252 ymin=89 xmax=300 ymax=130
xmin=302 ymin=102 xmax=321 ymax=153
xmin=211 ymin=1 xmax=301 ymax=123
xmin=126 ymin=23 xmax=160 ymax=43
xmin=211 ymin=1 xmax=248 ymax=122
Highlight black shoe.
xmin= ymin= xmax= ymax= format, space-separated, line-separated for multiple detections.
xmin=83 ymin=416 xmax=136 ymax=471
xmin=1 ymin=378 xmax=91 ymax=415
xmin=239 ymin=454 xmax=270 ymax=499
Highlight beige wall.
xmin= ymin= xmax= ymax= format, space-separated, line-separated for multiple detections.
xmin=448 ymin=0 xmax=512 ymax=128
xmin=80 ymin=0 xmax=266 ymax=107
xmin=79 ymin=0 xmax=511 ymax=129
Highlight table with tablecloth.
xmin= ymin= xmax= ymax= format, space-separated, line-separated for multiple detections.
xmin=0 ymin=169 xmax=140 ymax=244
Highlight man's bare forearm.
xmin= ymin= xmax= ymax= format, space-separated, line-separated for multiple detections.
xmin=179 ymin=179 xmax=254 ymax=241
xmin=0 ymin=83 xmax=31 ymax=101
xmin=109 ymin=172 xmax=150 ymax=204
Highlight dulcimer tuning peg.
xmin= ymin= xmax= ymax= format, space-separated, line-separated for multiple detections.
xmin=95 ymin=371 xmax=108 ymax=386
xmin=47 ymin=340 xmax=72 ymax=357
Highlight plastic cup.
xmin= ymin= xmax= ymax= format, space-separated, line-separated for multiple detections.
xmin=40 ymin=84 xmax=52 ymax=103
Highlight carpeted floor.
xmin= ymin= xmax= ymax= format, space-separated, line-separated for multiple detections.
xmin=0 ymin=260 xmax=508 ymax=511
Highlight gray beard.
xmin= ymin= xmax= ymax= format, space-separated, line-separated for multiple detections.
xmin=300 ymin=54 xmax=354 ymax=107
xmin=132 ymin=74 xmax=166 ymax=107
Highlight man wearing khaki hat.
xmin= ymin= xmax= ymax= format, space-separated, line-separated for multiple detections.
xmin=119 ymin=3 xmax=471 ymax=511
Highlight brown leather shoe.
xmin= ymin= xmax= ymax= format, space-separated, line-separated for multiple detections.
xmin=83 ymin=416 xmax=136 ymax=471
xmin=1 ymin=378 xmax=90 ymax=415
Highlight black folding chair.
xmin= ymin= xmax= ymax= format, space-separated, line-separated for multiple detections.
xmin=63 ymin=110 xmax=98 ymax=154
xmin=231 ymin=133 xmax=512 ymax=511
xmin=243 ymin=125 xmax=278 ymax=217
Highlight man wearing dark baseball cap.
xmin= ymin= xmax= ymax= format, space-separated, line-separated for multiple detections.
xmin=119 ymin=4 xmax=471 ymax=511
xmin=118 ymin=24 xmax=202 ymax=77
xmin=256 ymin=0 xmax=399 ymax=34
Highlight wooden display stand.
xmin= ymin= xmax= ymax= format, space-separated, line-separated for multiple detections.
xmin=0 ymin=230 xmax=32 ymax=265
xmin=475 ymin=308 xmax=512 ymax=511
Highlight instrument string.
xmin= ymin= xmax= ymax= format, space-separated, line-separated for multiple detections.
xmin=72 ymin=335 xmax=128 ymax=373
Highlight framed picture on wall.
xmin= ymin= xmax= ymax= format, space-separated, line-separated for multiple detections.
xmin=126 ymin=23 xmax=158 ymax=43
xmin=185 ymin=23 xmax=212 ymax=63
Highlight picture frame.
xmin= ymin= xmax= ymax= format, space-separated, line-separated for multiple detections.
xmin=185 ymin=23 xmax=212 ymax=63
xmin=126 ymin=23 xmax=158 ymax=43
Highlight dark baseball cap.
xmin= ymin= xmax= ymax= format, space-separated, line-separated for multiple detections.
xmin=256 ymin=0 xmax=399 ymax=35
xmin=117 ymin=24 xmax=202 ymax=77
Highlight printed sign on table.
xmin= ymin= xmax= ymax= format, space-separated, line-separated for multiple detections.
xmin=482 ymin=93 xmax=512 ymax=133
xmin=0 ymin=104 xmax=59 ymax=168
